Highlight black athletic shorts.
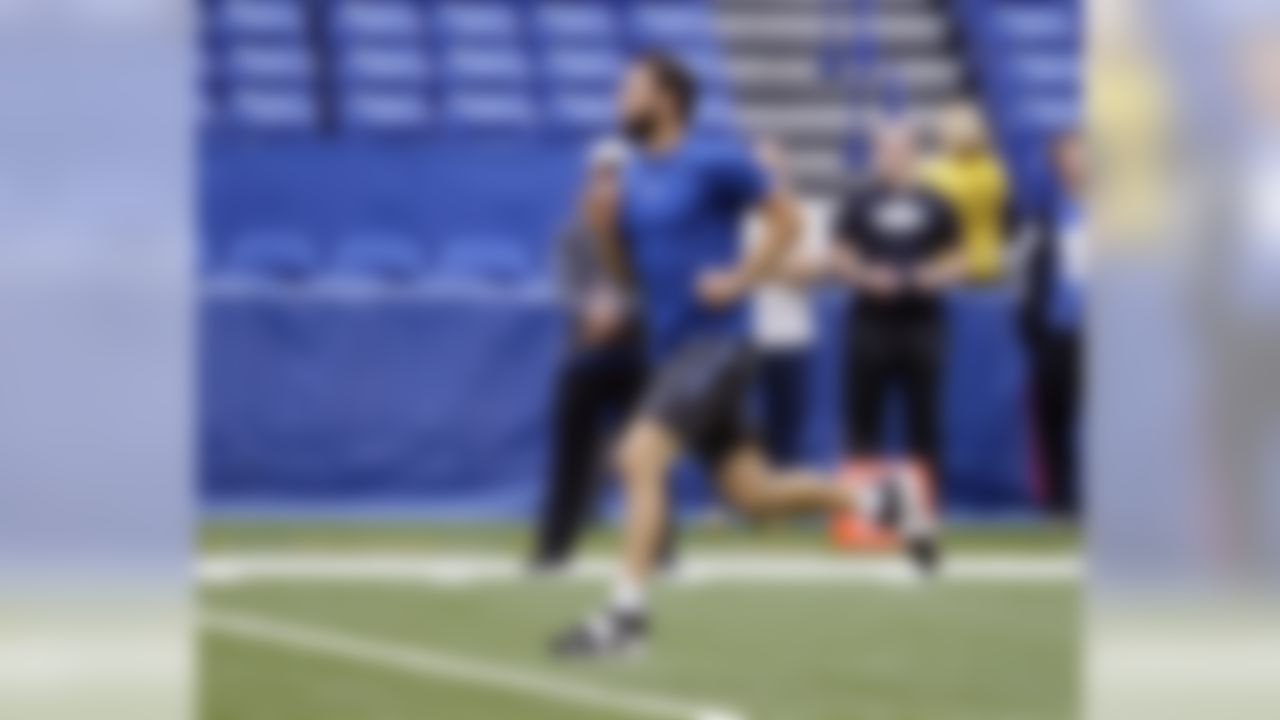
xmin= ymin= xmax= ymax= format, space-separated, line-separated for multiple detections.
xmin=638 ymin=335 xmax=757 ymax=467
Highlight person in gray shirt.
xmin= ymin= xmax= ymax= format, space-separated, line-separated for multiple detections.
xmin=531 ymin=139 xmax=676 ymax=571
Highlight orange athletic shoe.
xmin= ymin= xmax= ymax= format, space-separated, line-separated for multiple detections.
xmin=830 ymin=460 xmax=899 ymax=552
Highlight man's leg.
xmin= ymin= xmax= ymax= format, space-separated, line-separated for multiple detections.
xmin=554 ymin=337 xmax=747 ymax=658
xmin=842 ymin=317 xmax=893 ymax=454
xmin=712 ymin=440 xmax=938 ymax=576
xmin=607 ymin=355 xmax=681 ymax=570
xmin=614 ymin=418 xmax=682 ymax=593
xmin=532 ymin=360 xmax=602 ymax=568
xmin=554 ymin=425 xmax=855 ymax=658
xmin=894 ymin=322 xmax=946 ymax=571
xmin=836 ymin=322 xmax=893 ymax=531
xmin=551 ymin=416 xmax=679 ymax=658
xmin=902 ymin=321 xmax=943 ymax=492
xmin=1039 ymin=331 xmax=1081 ymax=518
xmin=715 ymin=443 xmax=847 ymax=519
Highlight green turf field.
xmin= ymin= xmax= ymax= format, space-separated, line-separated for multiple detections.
xmin=201 ymin=521 xmax=1079 ymax=720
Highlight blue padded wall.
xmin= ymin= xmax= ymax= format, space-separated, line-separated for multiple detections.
xmin=202 ymin=290 xmax=1037 ymax=517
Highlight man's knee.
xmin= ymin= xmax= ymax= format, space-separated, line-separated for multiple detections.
xmin=614 ymin=420 xmax=677 ymax=482
xmin=716 ymin=449 xmax=771 ymax=518
xmin=722 ymin=480 xmax=768 ymax=519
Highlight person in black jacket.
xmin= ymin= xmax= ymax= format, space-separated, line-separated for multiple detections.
xmin=831 ymin=122 xmax=965 ymax=521
xmin=1020 ymin=129 xmax=1086 ymax=519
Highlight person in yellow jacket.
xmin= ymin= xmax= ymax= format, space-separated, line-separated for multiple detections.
xmin=923 ymin=103 xmax=1012 ymax=283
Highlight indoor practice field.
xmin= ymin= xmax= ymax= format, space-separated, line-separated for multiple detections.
xmin=200 ymin=522 xmax=1079 ymax=720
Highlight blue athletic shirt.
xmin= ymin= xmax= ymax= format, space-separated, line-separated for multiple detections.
xmin=619 ymin=136 xmax=771 ymax=360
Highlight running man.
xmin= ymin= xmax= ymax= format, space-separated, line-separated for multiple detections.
xmin=552 ymin=54 xmax=937 ymax=659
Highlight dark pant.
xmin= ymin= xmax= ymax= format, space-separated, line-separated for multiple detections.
xmin=533 ymin=349 xmax=676 ymax=566
xmin=843 ymin=316 xmax=944 ymax=464
xmin=1028 ymin=330 xmax=1082 ymax=517
xmin=757 ymin=348 xmax=810 ymax=466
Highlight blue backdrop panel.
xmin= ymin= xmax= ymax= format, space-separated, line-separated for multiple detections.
xmin=939 ymin=290 xmax=1034 ymax=510
xmin=202 ymin=289 xmax=1037 ymax=517
xmin=201 ymin=299 xmax=563 ymax=517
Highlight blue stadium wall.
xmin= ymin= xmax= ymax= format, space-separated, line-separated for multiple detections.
xmin=201 ymin=285 xmax=1038 ymax=518
xmin=200 ymin=135 xmax=1039 ymax=519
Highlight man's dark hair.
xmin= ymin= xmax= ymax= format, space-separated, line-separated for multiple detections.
xmin=638 ymin=52 xmax=699 ymax=124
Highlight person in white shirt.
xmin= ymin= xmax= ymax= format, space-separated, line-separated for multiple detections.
xmin=747 ymin=140 xmax=828 ymax=466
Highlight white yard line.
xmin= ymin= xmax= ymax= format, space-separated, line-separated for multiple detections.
xmin=200 ymin=552 xmax=1079 ymax=588
xmin=203 ymin=609 xmax=745 ymax=720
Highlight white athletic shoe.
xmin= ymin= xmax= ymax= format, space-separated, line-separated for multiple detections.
xmin=875 ymin=471 xmax=942 ymax=577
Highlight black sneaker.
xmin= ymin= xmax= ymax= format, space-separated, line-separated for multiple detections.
xmin=527 ymin=556 xmax=568 ymax=577
xmin=551 ymin=609 xmax=649 ymax=660
xmin=904 ymin=532 xmax=942 ymax=576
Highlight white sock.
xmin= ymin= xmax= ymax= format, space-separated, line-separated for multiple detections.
xmin=610 ymin=576 xmax=647 ymax=615
xmin=851 ymin=481 xmax=885 ymax=521
xmin=898 ymin=468 xmax=937 ymax=537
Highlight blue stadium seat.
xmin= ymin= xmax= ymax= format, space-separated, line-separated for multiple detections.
xmin=337 ymin=44 xmax=431 ymax=85
xmin=443 ymin=46 xmax=532 ymax=85
xmin=332 ymin=0 xmax=427 ymax=41
xmin=224 ymin=86 xmax=317 ymax=130
xmin=999 ymin=6 xmax=1076 ymax=43
xmin=1020 ymin=96 xmax=1078 ymax=132
xmin=672 ymin=45 xmax=727 ymax=85
xmin=631 ymin=2 xmax=714 ymax=43
xmin=693 ymin=92 xmax=736 ymax=131
xmin=1015 ymin=54 xmax=1078 ymax=87
xmin=544 ymin=46 xmax=623 ymax=87
xmin=222 ymin=230 xmax=322 ymax=278
xmin=224 ymin=41 xmax=314 ymax=82
xmin=332 ymin=232 xmax=428 ymax=280
xmin=436 ymin=2 xmax=521 ymax=40
xmin=445 ymin=90 xmax=538 ymax=129
xmin=548 ymin=89 xmax=613 ymax=131
xmin=216 ymin=0 xmax=306 ymax=38
xmin=341 ymin=90 xmax=432 ymax=132
xmin=535 ymin=3 xmax=617 ymax=40
xmin=954 ymin=0 xmax=1081 ymax=203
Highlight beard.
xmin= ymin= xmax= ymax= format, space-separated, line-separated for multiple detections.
xmin=621 ymin=113 xmax=659 ymax=144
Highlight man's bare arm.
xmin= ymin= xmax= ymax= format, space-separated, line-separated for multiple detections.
xmin=737 ymin=189 xmax=802 ymax=286
xmin=770 ymin=256 xmax=825 ymax=287
xmin=584 ymin=178 xmax=632 ymax=289
xmin=697 ymin=189 xmax=802 ymax=307
xmin=829 ymin=240 xmax=865 ymax=286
